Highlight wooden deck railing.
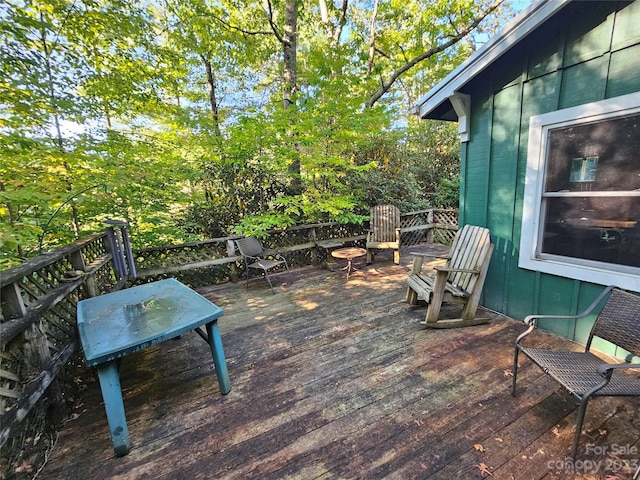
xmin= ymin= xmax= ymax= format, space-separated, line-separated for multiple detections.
xmin=134 ymin=209 xmax=458 ymax=285
xmin=0 ymin=208 xmax=457 ymax=474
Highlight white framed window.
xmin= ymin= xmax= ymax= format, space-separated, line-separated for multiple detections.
xmin=519 ymin=91 xmax=640 ymax=292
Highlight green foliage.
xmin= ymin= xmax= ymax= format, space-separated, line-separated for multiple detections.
xmin=0 ymin=0 xmax=521 ymax=266
xmin=432 ymin=177 xmax=461 ymax=208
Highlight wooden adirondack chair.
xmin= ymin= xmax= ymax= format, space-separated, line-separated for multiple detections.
xmin=405 ymin=224 xmax=494 ymax=328
xmin=366 ymin=205 xmax=401 ymax=265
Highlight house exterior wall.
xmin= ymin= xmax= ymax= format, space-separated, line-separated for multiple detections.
xmin=460 ymin=1 xmax=640 ymax=357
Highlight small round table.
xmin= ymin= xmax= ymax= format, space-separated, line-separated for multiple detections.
xmin=331 ymin=247 xmax=367 ymax=279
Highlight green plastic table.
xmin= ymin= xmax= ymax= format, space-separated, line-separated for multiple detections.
xmin=77 ymin=278 xmax=231 ymax=456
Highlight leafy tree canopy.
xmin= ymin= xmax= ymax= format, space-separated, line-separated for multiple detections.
xmin=0 ymin=0 xmax=524 ymax=267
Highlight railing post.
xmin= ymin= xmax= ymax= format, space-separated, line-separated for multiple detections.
xmin=104 ymin=220 xmax=136 ymax=283
xmin=120 ymin=224 xmax=136 ymax=279
xmin=426 ymin=209 xmax=435 ymax=243
xmin=310 ymin=228 xmax=318 ymax=265
xmin=70 ymin=250 xmax=99 ymax=298
xmin=226 ymin=240 xmax=238 ymax=282
xmin=1 ymin=283 xmax=65 ymax=421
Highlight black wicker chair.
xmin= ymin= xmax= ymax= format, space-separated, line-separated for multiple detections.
xmin=235 ymin=237 xmax=290 ymax=294
xmin=512 ymin=286 xmax=640 ymax=458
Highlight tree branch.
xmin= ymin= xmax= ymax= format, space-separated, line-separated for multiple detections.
xmin=209 ymin=14 xmax=273 ymax=37
xmin=266 ymin=0 xmax=285 ymax=45
xmin=331 ymin=0 xmax=349 ymax=48
xmin=366 ymin=0 xmax=505 ymax=108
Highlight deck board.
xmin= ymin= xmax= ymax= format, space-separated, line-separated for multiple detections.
xmin=38 ymin=245 xmax=640 ymax=480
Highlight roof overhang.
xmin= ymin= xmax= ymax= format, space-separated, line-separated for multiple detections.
xmin=413 ymin=0 xmax=571 ymax=121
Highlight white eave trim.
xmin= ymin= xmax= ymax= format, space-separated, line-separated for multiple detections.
xmin=414 ymin=0 xmax=571 ymax=120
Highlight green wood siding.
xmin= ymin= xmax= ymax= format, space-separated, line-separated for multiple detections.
xmin=462 ymin=1 xmax=640 ymax=355
xmin=558 ymin=57 xmax=608 ymax=108
xmin=606 ymin=43 xmax=640 ymax=97
xmin=463 ymin=93 xmax=492 ymax=227
xmin=562 ymin=2 xmax=613 ymax=67
xmin=611 ymin=0 xmax=640 ymax=49
xmin=485 ymin=84 xmax=521 ymax=311
xmin=527 ymin=38 xmax=563 ymax=80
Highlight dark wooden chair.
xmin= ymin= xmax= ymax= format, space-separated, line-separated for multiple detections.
xmin=405 ymin=224 xmax=493 ymax=328
xmin=235 ymin=237 xmax=290 ymax=294
xmin=366 ymin=204 xmax=401 ymax=265
xmin=512 ymin=286 xmax=640 ymax=458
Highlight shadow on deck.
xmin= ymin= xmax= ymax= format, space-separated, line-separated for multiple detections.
xmin=39 ymin=245 xmax=640 ymax=479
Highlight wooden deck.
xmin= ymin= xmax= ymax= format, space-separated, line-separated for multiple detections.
xmin=39 ymin=245 xmax=640 ymax=480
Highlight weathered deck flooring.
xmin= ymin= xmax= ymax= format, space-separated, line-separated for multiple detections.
xmin=39 ymin=245 xmax=640 ymax=479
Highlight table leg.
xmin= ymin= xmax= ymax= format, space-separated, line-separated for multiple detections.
xmin=341 ymin=258 xmax=359 ymax=278
xmin=96 ymin=361 xmax=130 ymax=456
xmin=206 ymin=320 xmax=231 ymax=395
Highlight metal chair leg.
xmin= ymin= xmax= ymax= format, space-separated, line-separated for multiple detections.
xmin=572 ymin=397 xmax=590 ymax=459
xmin=512 ymin=347 xmax=520 ymax=396
xmin=263 ymin=269 xmax=275 ymax=294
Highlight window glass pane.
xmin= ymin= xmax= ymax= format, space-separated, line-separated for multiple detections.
xmin=541 ymin=196 xmax=640 ymax=267
xmin=544 ymin=113 xmax=640 ymax=192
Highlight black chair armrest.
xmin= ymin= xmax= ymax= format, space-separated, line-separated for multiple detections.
xmin=522 ymin=313 xmax=583 ymax=327
xmin=516 ymin=286 xmax=617 ymax=346
xmin=516 ymin=314 xmax=584 ymax=346
xmin=597 ymin=362 xmax=640 ymax=378
xmin=579 ymin=362 xmax=640 ymax=398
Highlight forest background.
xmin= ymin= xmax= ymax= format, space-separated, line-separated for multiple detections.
xmin=0 ymin=0 xmax=527 ymax=268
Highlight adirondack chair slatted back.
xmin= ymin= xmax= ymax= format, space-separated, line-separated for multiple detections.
xmin=370 ymin=205 xmax=400 ymax=243
xmin=589 ymin=288 xmax=640 ymax=356
xmin=445 ymin=225 xmax=492 ymax=294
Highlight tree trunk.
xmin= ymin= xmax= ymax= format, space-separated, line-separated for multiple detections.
xmin=283 ymin=0 xmax=298 ymax=109
xmin=318 ymin=0 xmax=329 ymax=30
xmin=283 ymin=0 xmax=302 ymax=194
xmin=202 ymin=56 xmax=223 ymax=138
xmin=39 ymin=12 xmax=82 ymax=237
xmin=367 ymin=0 xmax=379 ymax=74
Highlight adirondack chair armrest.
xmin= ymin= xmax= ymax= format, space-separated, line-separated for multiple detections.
xmin=433 ymin=266 xmax=479 ymax=274
xmin=410 ymin=252 xmax=449 ymax=259
xmin=408 ymin=252 xmax=441 ymax=274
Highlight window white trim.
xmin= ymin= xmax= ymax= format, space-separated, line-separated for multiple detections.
xmin=519 ymin=91 xmax=640 ymax=293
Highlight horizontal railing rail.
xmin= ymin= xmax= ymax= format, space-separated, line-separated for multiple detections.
xmin=133 ymin=209 xmax=459 ymax=284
